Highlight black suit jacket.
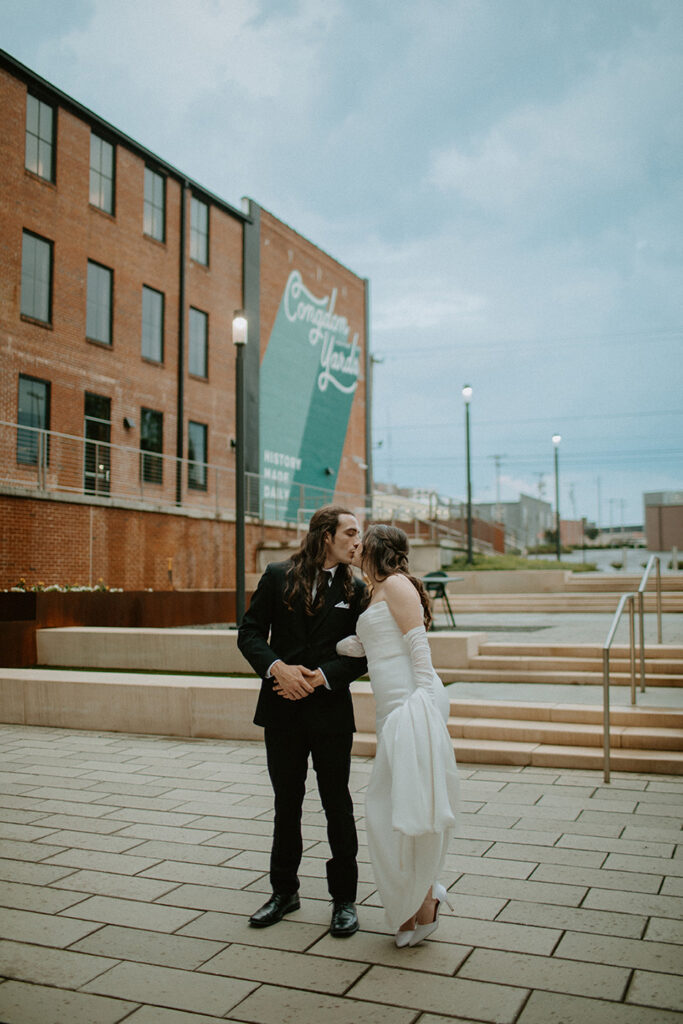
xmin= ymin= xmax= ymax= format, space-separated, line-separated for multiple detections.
xmin=237 ymin=560 xmax=367 ymax=733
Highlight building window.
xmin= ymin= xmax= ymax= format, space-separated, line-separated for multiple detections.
xmin=21 ymin=231 xmax=53 ymax=324
xmin=89 ymin=133 xmax=115 ymax=214
xmin=84 ymin=392 xmax=111 ymax=495
xmin=190 ymin=197 xmax=209 ymax=264
xmin=188 ymin=307 xmax=208 ymax=377
xmin=188 ymin=421 xmax=208 ymax=491
xmin=86 ymin=260 xmax=113 ymax=346
xmin=25 ymin=94 xmax=55 ymax=182
xmin=144 ymin=168 xmax=165 ymax=242
xmin=17 ymin=374 xmax=50 ymax=465
xmin=141 ymin=286 xmax=164 ymax=363
xmin=140 ymin=407 xmax=163 ymax=484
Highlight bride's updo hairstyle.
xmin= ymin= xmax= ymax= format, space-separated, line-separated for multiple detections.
xmin=361 ymin=524 xmax=432 ymax=628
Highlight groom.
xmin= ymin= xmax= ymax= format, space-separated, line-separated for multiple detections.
xmin=238 ymin=505 xmax=367 ymax=936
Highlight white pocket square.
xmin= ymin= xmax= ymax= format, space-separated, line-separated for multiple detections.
xmin=335 ymin=601 xmax=350 ymax=609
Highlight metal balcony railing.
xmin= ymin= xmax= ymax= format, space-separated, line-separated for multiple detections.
xmin=0 ymin=420 xmax=368 ymax=525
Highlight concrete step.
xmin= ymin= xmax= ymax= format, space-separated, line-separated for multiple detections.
xmin=527 ymin=745 xmax=683 ymax=773
xmin=447 ymin=698 xmax=683 ymax=729
xmin=3 ymin=668 xmax=681 ymax=774
xmin=478 ymin=642 xmax=683 ymax=659
xmin=448 ymin=716 xmax=683 ymax=750
xmin=351 ymin=733 xmax=683 ymax=773
xmin=449 ymin=594 xmax=683 ymax=612
xmin=564 ymin=574 xmax=683 ymax=592
xmin=463 ymin=655 xmax=683 ymax=674
xmin=441 ymin=668 xmax=683 ymax=686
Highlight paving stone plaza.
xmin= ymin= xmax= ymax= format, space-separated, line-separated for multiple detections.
xmin=0 ymin=717 xmax=682 ymax=1024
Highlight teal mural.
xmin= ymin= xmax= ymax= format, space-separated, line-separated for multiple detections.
xmin=260 ymin=269 xmax=361 ymax=521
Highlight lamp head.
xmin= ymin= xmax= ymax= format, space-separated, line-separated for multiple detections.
xmin=552 ymin=434 xmax=562 ymax=446
xmin=462 ymin=384 xmax=473 ymax=404
xmin=232 ymin=310 xmax=248 ymax=346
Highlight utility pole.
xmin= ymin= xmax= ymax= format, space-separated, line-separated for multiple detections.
xmin=488 ymin=454 xmax=507 ymax=523
xmin=596 ymin=476 xmax=602 ymax=531
xmin=536 ymin=472 xmax=546 ymax=499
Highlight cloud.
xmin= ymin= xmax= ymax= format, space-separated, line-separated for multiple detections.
xmin=427 ymin=31 xmax=683 ymax=220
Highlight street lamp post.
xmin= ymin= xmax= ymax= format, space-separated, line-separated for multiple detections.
xmin=463 ymin=385 xmax=473 ymax=565
xmin=233 ymin=311 xmax=248 ymax=626
xmin=552 ymin=434 xmax=562 ymax=561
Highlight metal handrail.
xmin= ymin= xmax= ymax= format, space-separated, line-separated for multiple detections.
xmin=602 ymin=592 xmax=637 ymax=783
xmin=636 ymin=555 xmax=662 ymax=693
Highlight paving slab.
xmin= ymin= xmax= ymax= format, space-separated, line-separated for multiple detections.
xmin=348 ymin=964 xmax=528 ymax=1022
xmin=82 ymin=960 xmax=257 ymax=1017
xmin=0 ymin=723 xmax=682 ymax=1023
xmin=458 ymin=947 xmax=630 ymax=999
xmin=71 ymin=923 xmax=226 ymax=969
xmin=517 ymin=989 xmax=683 ymax=1024
xmin=0 ymin=980 xmax=137 ymax=1024
xmin=627 ymin=968 xmax=683 ymax=1012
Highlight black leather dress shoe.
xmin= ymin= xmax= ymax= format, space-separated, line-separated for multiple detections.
xmin=249 ymin=893 xmax=300 ymax=928
xmin=330 ymin=900 xmax=359 ymax=937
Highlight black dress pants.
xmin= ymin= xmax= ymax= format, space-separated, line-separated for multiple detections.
xmin=264 ymin=724 xmax=358 ymax=901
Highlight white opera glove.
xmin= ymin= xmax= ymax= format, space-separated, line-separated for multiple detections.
xmin=336 ymin=634 xmax=366 ymax=658
xmin=404 ymin=625 xmax=437 ymax=700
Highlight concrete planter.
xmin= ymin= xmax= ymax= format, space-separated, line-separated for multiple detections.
xmin=0 ymin=589 xmax=240 ymax=667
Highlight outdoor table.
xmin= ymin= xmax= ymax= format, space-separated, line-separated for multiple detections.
xmin=421 ymin=573 xmax=464 ymax=629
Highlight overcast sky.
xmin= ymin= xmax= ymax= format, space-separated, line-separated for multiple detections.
xmin=3 ymin=0 xmax=682 ymax=528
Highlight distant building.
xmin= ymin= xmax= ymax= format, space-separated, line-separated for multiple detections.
xmin=473 ymin=494 xmax=553 ymax=552
xmin=644 ymin=492 xmax=683 ymax=550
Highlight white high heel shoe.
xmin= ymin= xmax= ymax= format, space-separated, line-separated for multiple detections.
xmin=394 ymin=927 xmax=414 ymax=948
xmin=408 ymin=883 xmax=453 ymax=946
xmin=394 ymin=914 xmax=417 ymax=947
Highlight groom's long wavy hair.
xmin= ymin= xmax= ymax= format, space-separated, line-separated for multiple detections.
xmin=361 ymin=524 xmax=432 ymax=628
xmin=284 ymin=505 xmax=357 ymax=615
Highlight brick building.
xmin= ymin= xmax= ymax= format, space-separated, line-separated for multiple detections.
xmin=0 ymin=51 xmax=369 ymax=591
xmin=645 ymin=492 xmax=683 ymax=551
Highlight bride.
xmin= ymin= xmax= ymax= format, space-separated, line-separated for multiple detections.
xmin=338 ymin=524 xmax=460 ymax=946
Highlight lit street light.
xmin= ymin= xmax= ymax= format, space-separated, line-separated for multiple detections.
xmin=233 ymin=310 xmax=248 ymax=625
xmin=552 ymin=433 xmax=562 ymax=561
xmin=463 ymin=385 xmax=473 ymax=565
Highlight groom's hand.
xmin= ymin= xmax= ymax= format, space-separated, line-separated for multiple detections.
xmin=271 ymin=661 xmax=314 ymax=700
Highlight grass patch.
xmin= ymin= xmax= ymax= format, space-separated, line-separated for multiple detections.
xmin=443 ymin=552 xmax=597 ymax=572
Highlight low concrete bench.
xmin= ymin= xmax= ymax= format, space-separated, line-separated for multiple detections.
xmin=0 ymin=668 xmax=378 ymax=748
xmin=35 ymin=627 xmax=486 ymax=673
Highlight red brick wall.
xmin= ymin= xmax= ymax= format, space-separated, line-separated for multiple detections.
xmin=0 ymin=67 xmax=243 ymax=489
xmin=0 ymin=494 xmax=296 ymax=590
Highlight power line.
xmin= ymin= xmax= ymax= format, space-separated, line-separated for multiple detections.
xmin=378 ymin=409 xmax=683 ymax=434
xmin=379 ymin=327 xmax=683 ymax=359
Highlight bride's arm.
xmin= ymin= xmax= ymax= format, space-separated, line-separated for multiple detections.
xmin=383 ymin=575 xmax=436 ymax=696
xmin=336 ymin=635 xmax=365 ymax=657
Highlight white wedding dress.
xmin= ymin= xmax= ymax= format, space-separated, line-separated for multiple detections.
xmin=352 ymin=600 xmax=460 ymax=932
